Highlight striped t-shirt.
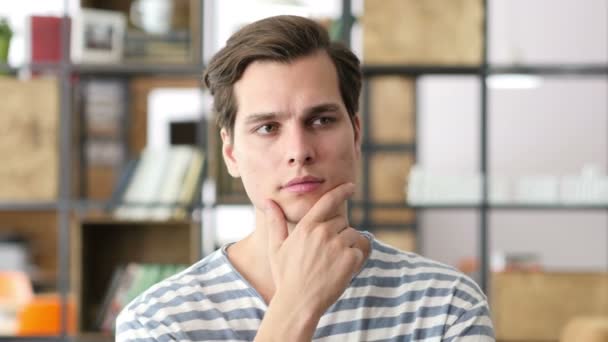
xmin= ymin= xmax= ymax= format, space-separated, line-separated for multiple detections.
xmin=116 ymin=232 xmax=495 ymax=341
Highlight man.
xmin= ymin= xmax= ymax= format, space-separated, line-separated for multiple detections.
xmin=117 ymin=15 xmax=494 ymax=341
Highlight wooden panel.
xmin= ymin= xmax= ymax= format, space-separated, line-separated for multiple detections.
xmin=129 ymin=77 xmax=200 ymax=154
xmin=369 ymin=77 xmax=415 ymax=144
xmin=373 ymin=229 xmax=416 ymax=252
xmin=86 ymin=166 xmax=117 ymax=200
xmin=0 ymin=211 xmax=58 ymax=289
xmin=363 ymin=0 xmax=483 ymax=65
xmin=492 ymin=272 xmax=608 ymax=341
xmin=0 ymin=76 xmax=59 ymax=200
xmin=369 ymin=208 xmax=415 ymax=225
xmin=370 ymin=153 xmax=414 ymax=202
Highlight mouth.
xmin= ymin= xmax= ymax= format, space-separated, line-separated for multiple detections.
xmin=282 ymin=176 xmax=325 ymax=194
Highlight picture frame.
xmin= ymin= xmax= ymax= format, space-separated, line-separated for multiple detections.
xmin=71 ymin=8 xmax=126 ymax=64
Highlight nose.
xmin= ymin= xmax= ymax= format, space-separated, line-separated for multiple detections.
xmin=286 ymin=126 xmax=315 ymax=166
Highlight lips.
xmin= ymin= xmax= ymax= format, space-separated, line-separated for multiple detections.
xmin=283 ymin=176 xmax=324 ymax=194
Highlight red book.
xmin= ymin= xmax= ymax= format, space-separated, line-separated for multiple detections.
xmin=30 ymin=16 xmax=69 ymax=62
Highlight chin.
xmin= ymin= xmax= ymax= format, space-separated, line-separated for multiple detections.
xmin=282 ymin=200 xmax=316 ymax=224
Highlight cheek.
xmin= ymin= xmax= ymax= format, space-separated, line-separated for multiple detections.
xmin=236 ymin=151 xmax=278 ymax=201
xmin=330 ymin=137 xmax=359 ymax=181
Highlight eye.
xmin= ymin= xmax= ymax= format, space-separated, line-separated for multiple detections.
xmin=255 ymin=123 xmax=278 ymax=135
xmin=311 ymin=116 xmax=336 ymax=127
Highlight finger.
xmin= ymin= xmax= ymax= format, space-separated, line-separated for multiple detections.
xmin=316 ymin=215 xmax=349 ymax=236
xmin=336 ymin=227 xmax=360 ymax=249
xmin=348 ymin=247 xmax=365 ymax=274
xmin=301 ymin=182 xmax=355 ymax=227
xmin=264 ymin=199 xmax=288 ymax=255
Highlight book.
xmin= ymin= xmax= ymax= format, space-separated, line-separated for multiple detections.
xmin=97 ymin=263 xmax=188 ymax=333
xmin=30 ymin=16 xmax=65 ymax=63
xmin=150 ymin=146 xmax=194 ymax=220
xmin=95 ymin=265 xmax=125 ymax=331
xmin=173 ymin=149 xmax=204 ymax=219
xmin=99 ymin=263 xmax=139 ymax=332
xmin=113 ymin=146 xmax=204 ymax=220
xmin=114 ymin=148 xmax=169 ymax=219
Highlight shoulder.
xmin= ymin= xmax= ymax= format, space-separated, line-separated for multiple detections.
xmin=356 ymin=234 xmax=494 ymax=338
xmin=115 ymin=249 xmax=232 ymax=337
xmin=363 ymin=234 xmax=488 ymax=305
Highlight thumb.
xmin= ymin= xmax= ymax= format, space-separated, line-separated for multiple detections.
xmin=264 ymin=199 xmax=288 ymax=254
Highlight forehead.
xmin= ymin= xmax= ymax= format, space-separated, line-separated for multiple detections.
xmin=232 ymin=51 xmax=343 ymax=123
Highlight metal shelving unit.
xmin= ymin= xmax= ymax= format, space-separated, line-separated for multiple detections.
xmin=0 ymin=1 xmax=207 ymax=340
xmin=2 ymin=0 xmax=606 ymax=340
xmin=345 ymin=0 xmax=608 ymax=294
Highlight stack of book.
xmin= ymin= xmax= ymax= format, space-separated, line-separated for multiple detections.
xmin=113 ymin=146 xmax=204 ymax=220
xmin=97 ymin=263 xmax=187 ymax=333
xmin=84 ymin=79 xmax=126 ymax=168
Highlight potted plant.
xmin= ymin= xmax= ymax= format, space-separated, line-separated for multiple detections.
xmin=0 ymin=18 xmax=13 ymax=64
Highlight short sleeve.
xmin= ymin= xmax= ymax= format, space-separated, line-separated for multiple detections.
xmin=442 ymin=300 xmax=495 ymax=341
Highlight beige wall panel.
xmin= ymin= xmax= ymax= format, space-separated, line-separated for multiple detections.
xmin=374 ymin=229 xmax=416 ymax=252
xmin=369 ymin=77 xmax=415 ymax=144
xmin=370 ymin=208 xmax=415 ymax=224
xmin=370 ymin=153 xmax=414 ymax=202
xmin=0 ymin=77 xmax=59 ymax=200
xmin=363 ymin=0 xmax=483 ymax=65
xmin=492 ymin=272 xmax=608 ymax=341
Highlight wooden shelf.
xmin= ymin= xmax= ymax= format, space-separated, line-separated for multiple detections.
xmin=71 ymin=218 xmax=201 ymax=334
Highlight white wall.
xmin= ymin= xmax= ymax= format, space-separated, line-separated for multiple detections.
xmin=419 ymin=0 xmax=608 ymax=271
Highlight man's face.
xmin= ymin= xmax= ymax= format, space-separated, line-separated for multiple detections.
xmin=221 ymin=51 xmax=361 ymax=224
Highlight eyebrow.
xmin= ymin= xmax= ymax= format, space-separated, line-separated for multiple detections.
xmin=243 ymin=103 xmax=342 ymax=125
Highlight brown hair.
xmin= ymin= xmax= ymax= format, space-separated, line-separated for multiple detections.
xmin=203 ymin=15 xmax=362 ymax=138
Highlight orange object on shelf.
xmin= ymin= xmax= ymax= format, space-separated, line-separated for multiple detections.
xmin=16 ymin=293 xmax=76 ymax=336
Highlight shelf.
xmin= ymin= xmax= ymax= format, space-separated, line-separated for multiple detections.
xmin=362 ymin=65 xmax=482 ymax=76
xmin=0 ymin=202 xmax=59 ymax=211
xmin=489 ymin=64 xmax=608 ymax=76
xmin=0 ymin=63 xmax=204 ymax=76
xmin=73 ymin=219 xmax=200 ymax=334
xmin=0 ymin=338 xmax=65 ymax=342
xmin=0 ymin=62 xmax=64 ymax=73
xmin=0 ymin=200 xmax=205 ymax=213
xmin=350 ymin=201 xmax=410 ymax=209
xmin=411 ymin=203 xmax=608 ymax=210
xmin=73 ymin=63 xmax=204 ymax=75
xmin=361 ymin=64 xmax=608 ymax=77
xmin=5 ymin=62 xmax=606 ymax=77
xmin=368 ymin=223 xmax=416 ymax=231
xmin=360 ymin=143 xmax=415 ymax=152
xmin=80 ymin=217 xmax=196 ymax=226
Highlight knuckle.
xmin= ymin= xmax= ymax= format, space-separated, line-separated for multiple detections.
xmin=313 ymin=224 xmax=332 ymax=242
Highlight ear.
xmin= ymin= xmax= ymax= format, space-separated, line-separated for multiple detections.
xmin=221 ymin=128 xmax=240 ymax=178
xmin=352 ymin=115 xmax=362 ymax=158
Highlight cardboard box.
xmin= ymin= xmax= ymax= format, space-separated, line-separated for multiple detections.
xmin=363 ymin=0 xmax=483 ymax=65
xmin=0 ymin=77 xmax=59 ymax=200
xmin=369 ymin=77 xmax=415 ymax=144
xmin=492 ymin=272 xmax=608 ymax=341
